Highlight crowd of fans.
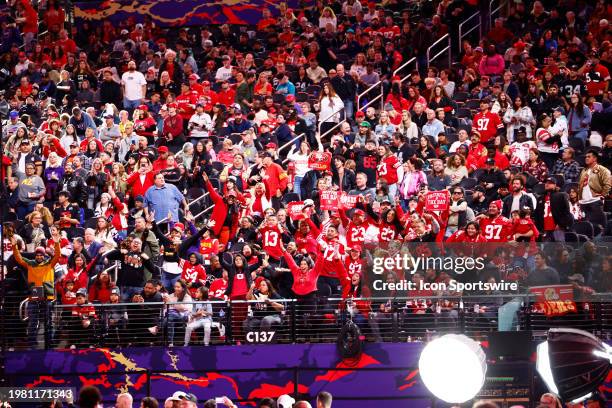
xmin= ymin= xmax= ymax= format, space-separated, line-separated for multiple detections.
xmin=1 ymin=0 xmax=612 ymax=349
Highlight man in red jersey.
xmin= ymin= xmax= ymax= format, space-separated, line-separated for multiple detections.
xmin=471 ymin=98 xmax=503 ymax=144
xmin=176 ymin=82 xmax=198 ymax=123
xmin=478 ymin=200 xmax=512 ymax=243
xmin=340 ymin=208 xmax=370 ymax=250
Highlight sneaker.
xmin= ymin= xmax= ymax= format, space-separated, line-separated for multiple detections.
xmin=69 ymin=345 xmax=76 ymax=350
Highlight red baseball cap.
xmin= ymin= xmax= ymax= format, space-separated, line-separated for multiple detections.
xmin=265 ymin=142 xmax=277 ymax=149
xmin=167 ymin=102 xmax=178 ymax=109
xmin=138 ymin=104 xmax=148 ymax=111
xmin=158 ymin=146 xmax=169 ymax=153
xmin=286 ymin=94 xmax=295 ymax=102
xmin=268 ymin=107 xmax=276 ymax=114
xmin=172 ymin=222 xmax=185 ymax=233
xmin=189 ymin=73 xmax=200 ymax=81
xmin=355 ymin=111 xmax=365 ymax=118
xmin=202 ymin=80 xmax=211 ymax=86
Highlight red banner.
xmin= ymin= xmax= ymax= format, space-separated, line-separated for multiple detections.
xmin=529 ymin=285 xmax=577 ymax=317
xmin=425 ymin=191 xmax=449 ymax=212
xmin=339 ymin=192 xmax=359 ymax=210
xmin=320 ymin=190 xmax=338 ymax=210
xmin=308 ymin=151 xmax=332 ymax=171
xmin=287 ymin=201 xmax=305 ymax=220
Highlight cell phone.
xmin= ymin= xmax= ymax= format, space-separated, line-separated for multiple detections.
xmin=215 ymin=397 xmax=225 ymax=404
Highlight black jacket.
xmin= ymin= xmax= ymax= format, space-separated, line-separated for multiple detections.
xmin=502 ymin=193 xmax=535 ymax=218
xmin=57 ymin=173 xmax=88 ymax=207
xmin=535 ymin=191 xmax=574 ymax=231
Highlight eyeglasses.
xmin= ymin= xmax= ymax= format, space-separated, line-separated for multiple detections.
xmin=453 ymin=191 xmax=462 ymax=194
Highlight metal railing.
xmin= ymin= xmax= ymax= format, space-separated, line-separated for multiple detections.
xmin=317 ymin=106 xmax=346 ymax=138
xmin=4 ymin=294 xmax=612 ymax=350
xmin=393 ymin=57 xmax=417 ymax=85
xmin=489 ymin=0 xmax=509 ymax=30
xmin=356 ymin=80 xmax=384 ymax=113
xmin=277 ymin=133 xmax=305 ymax=156
xmin=458 ymin=11 xmax=482 ymax=51
xmin=426 ymin=33 xmax=451 ymax=69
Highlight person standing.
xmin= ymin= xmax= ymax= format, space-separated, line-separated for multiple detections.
xmin=121 ymin=60 xmax=147 ymax=111
xmin=578 ymin=148 xmax=611 ymax=228
xmin=143 ymin=173 xmax=189 ymax=224
xmin=535 ymin=177 xmax=574 ymax=241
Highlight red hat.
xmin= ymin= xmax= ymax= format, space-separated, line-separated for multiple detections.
xmin=491 ymin=200 xmax=502 ymax=210
xmin=44 ymin=129 xmax=54 ymax=135
xmin=189 ymin=73 xmax=200 ymax=81
xmin=35 ymin=246 xmax=46 ymax=255
xmin=18 ymin=51 xmax=26 ymax=58
xmin=172 ymin=222 xmax=185 ymax=233
xmin=268 ymin=107 xmax=276 ymax=114
xmin=255 ymin=276 xmax=266 ymax=287
xmin=368 ymin=2 xmax=376 ymax=7
xmin=330 ymin=210 xmax=341 ymax=218
xmin=265 ymin=142 xmax=277 ymax=149
xmin=353 ymin=209 xmax=365 ymax=217
xmin=514 ymin=41 xmax=525 ymax=50
xmin=294 ymin=44 xmax=302 ymax=50
xmin=158 ymin=145 xmax=169 ymax=153
xmin=286 ymin=94 xmax=295 ymax=102
xmin=167 ymin=102 xmax=178 ymax=109
xmin=227 ymin=191 xmax=237 ymax=198
xmin=202 ymin=80 xmax=211 ymax=86
xmin=138 ymin=104 xmax=148 ymax=112
xmin=350 ymin=245 xmax=362 ymax=252
xmin=156 ymin=38 xmax=166 ymax=44
xmin=391 ymin=75 xmax=401 ymax=82
xmin=355 ymin=111 xmax=365 ymax=118
xmin=49 ymin=112 xmax=60 ymax=118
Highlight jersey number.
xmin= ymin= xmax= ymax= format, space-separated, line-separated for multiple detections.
xmin=264 ymin=231 xmax=279 ymax=247
xmin=484 ymin=224 xmax=502 ymax=240
xmin=476 ymin=118 xmax=490 ymax=131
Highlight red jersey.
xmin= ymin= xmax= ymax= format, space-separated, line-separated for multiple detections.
xmin=512 ymin=217 xmax=539 ymax=240
xmin=318 ymin=237 xmax=348 ymax=279
xmin=345 ymin=221 xmax=369 ymax=250
xmin=542 ymin=194 xmax=556 ymax=231
xmin=472 ymin=111 xmax=503 ymax=143
xmin=71 ymin=303 xmax=96 ymax=318
xmin=230 ymin=270 xmax=248 ymax=298
xmin=379 ymin=222 xmax=400 ymax=243
xmin=260 ymin=225 xmax=284 ymax=260
xmin=379 ymin=25 xmax=400 ymax=39
xmin=180 ymin=261 xmax=207 ymax=297
xmin=344 ymin=257 xmax=365 ymax=279
xmin=377 ymin=155 xmax=400 ymax=185
xmin=479 ymin=215 xmax=513 ymax=242
xmin=176 ymin=91 xmax=198 ymax=121
xmin=585 ymin=64 xmax=610 ymax=97
xmin=209 ymin=278 xmax=228 ymax=301
xmin=217 ymin=88 xmax=236 ymax=107
xmin=198 ymin=238 xmax=220 ymax=259
xmin=446 ymin=230 xmax=487 ymax=244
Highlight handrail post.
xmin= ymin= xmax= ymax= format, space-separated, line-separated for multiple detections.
xmin=226 ymin=301 xmax=232 ymax=344
xmin=291 ymin=300 xmax=296 ymax=344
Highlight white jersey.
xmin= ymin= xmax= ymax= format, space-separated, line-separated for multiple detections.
xmin=509 ymin=141 xmax=537 ymax=166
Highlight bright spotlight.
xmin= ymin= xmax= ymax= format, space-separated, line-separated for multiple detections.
xmin=418 ymin=334 xmax=487 ymax=403
xmin=536 ymin=328 xmax=611 ymax=403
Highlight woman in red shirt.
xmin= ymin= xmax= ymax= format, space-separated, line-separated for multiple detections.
xmin=126 ymin=156 xmax=156 ymax=202
xmin=223 ymin=254 xmax=254 ymax=343
xmin=254 ymin=73 xmax=273 ymax=97
xmin=89 ymin=270 xmax=114 ymax=304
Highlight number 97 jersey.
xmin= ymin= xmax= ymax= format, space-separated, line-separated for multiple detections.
xmin=479 ymin=215 xmax=512 ymax=243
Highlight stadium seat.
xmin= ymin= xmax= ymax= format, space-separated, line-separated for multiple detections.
xmin=564 ymin=231 xmax=578 ymax=242
xmin=569 ymin=137 xmax=585 ymax=152
xmin=211 ymin=161 xmax=225 ymax=173
xmin=573 ymin=221 xmax=594 ymax=239
xmin=456 ymin=108 xmax=471 ymax=118
xmin=454 ymin=92 xmax=469 ymax=103
xmin=533 ymin=183 xmax=546 ymax=196
xmin=282 ymin=192 xmax=300 ymax=205
xmin=464 ymin=100 xmax=481 ymax=110
xmin=459 ymin=178 xmax=478 ymax=190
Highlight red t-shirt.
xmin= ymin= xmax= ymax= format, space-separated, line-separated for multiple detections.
xmin=230 ymin=270 xmax=248 ymax=298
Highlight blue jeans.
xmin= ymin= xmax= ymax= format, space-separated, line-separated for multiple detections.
xmin=162 ymin=272 xmax=181 ymax=293
xmin=123 ymin=98 xmax=141 ymax=111
xmin=17 ymin=201 xmax=36 ymax=220
xmin=121 ymin=285 xmax=143 ymax=302
xmin=343 ymin=99 xmax=354 ymax=123
xmin=166 ymin=310 xmax=188 ymax=345
xmin=571 ymin=130 xmax=588 ymax=143
xmin=27 ymin=301 xmax=45 ymax=347
xmin=293 ymin=176 xmax=303 ymax=198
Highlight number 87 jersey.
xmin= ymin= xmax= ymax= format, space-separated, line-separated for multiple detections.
xmin=479 ymin=215 xmax=513 ymax=242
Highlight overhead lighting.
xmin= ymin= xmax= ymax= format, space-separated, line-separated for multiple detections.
xmin=419 ymin=334 xmax=487 ymax=403
xmin=536 ymin=328 xmax=611 ymax=403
